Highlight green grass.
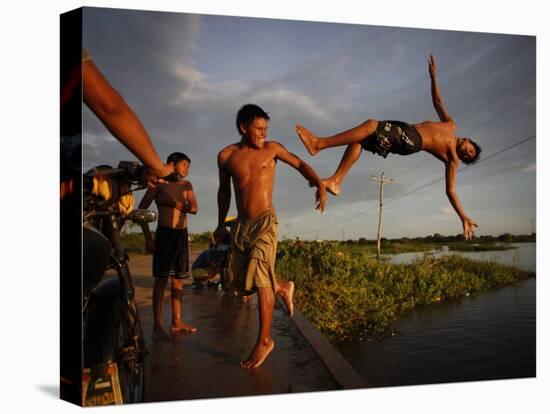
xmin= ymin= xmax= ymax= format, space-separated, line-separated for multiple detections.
xmin=120 ymin=232 xmax=147 ymax=254
xmin=275 ymin=241 xmax=534 ymax=342
xmin=121 ymin=231 xmax=211 ymax=254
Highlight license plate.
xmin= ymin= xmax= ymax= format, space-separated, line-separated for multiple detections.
xmin=82 ymin=363 xmax=123 ymax=406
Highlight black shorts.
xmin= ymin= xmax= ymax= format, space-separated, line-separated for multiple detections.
xmin=362 ymin=120 xmax=422 ymax=158
xmin=152 ymin=226 xmax=190 ymax=279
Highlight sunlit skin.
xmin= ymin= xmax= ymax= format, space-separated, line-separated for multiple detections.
xmin=296 ymin=54 xmax=479 ymax=240
xmin=139 ymin=159 xmax=198 ymax=340
xmin=214 ymin=116 xmax=325 ymax=368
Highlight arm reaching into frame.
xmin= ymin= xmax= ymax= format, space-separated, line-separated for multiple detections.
xmin=82 ymin=57 xmax=173 ymax=179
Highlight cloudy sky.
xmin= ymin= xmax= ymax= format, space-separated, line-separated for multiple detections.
xmin=83 ymin=7 xmax=536 ymax=240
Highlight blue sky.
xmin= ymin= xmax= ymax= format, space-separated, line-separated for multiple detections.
xmin=83 ymin=7 xmax=536 ymax=240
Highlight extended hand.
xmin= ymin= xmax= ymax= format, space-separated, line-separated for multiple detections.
xmin=143 ymin=163 xmax=175 ymax=185
xmin=315 ymin=185 xmax=327 ymax=213
xmin=463 ymin=217 xmax=478 ymax=240
xmin=428 ymin=53 xmax=437 ymax=77
xmin=156 ymin=163 xmax=176 ymax=179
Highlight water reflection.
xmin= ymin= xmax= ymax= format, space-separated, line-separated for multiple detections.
xmin=338 ymin=248 xmax=536 ymax=387
xmin=386 ymin=243 xmax=535 ymax=272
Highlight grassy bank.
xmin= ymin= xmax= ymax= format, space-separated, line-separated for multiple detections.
xmin=275 ymin=241 xmax=534 ymax=342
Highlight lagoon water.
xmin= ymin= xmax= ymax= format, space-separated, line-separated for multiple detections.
xmin=387 ymin=243 xmax=536 ymax=271
xmin=338 ymin=243 xmax=536 ymax=387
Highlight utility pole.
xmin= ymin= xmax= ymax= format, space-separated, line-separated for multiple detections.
xmin=370 ymin=172 xmax=394 ymax=260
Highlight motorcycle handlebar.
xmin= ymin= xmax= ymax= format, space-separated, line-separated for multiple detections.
xmin=85 ymin=161 xmax=146 ymax=183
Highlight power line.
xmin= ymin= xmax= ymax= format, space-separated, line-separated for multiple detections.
xmin=299 ymin=205 xmax=379 ymax=236
xmin=385 ymin=134 xmax=535 ymax=207
xmin=294 ymin=55 xmax=536 ymax=239
xmin=298 ymin=83 xmax=536 ymax=237
xmin=453 ymin=53 xmax=534 ymax=120
xmin=297 ymin=133 xmax=535 ymax=237
xmin=463 ymin=91 xmax=535 ymax=137
xmin=457 ymin=71 xmax=535 ymax=125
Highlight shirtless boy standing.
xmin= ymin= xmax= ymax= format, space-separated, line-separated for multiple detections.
xmin=139 ymin=152 xmax=198 ymax=340
xmin=214 ymin=104 xmax=326 ymax=369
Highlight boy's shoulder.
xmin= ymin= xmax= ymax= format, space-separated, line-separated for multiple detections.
xmin=176 ymin=179 xmax=193 ymax=190
xmin=218 ymin=142 xmax=240 ymax=164
xmin=264 ymin=140 xmax=283 ymax=149
xmin=157 ymin=179 xmax=193 ymax=191
xmin=219 ymin=142 xmax=239 ymax=155
xmin=264 ymin=140 xmax=287 ymax=155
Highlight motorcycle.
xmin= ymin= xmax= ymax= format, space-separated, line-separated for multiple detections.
xmin=81 ymin=161 xmax=156 ymax=406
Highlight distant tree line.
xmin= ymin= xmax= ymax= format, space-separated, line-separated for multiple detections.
xmin=339 ymin=233 xmax=535 ymax=245
xmin=121 ymin=230 xmax=214 ymax=253
xmin=122 ymin=229 xmax=535 ymax=254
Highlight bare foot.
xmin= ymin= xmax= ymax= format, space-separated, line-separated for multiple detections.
xmin=296 ymin=124 xmax=320 ymax=156
xmin=277 ymin=281 xmax=294 ymax=318
xmin=322 ymin=177 xmax=341 ymax=196
xmin=240 ymin=338 xmax=275 ymax=369
xmin=152 ymin=327 xmax=171 ymax=341
xmin=171 ymin=321 xmax=197 ymax=334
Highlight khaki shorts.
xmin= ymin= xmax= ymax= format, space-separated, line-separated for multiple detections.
xmin=227 ymin=211 xmax=278 ymax=295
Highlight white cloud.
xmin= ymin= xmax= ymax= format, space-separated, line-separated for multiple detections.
xmin=251 ymin=88 xmax=335 ymax=125
xmin=171 ymin=62 xmax=208 ymax=100
xmin=171 ymin=62 xmax=246 ymax=105
xmin=82 ymin=129 xmax=117 ymax=146
xmin=169 ymin=60 xmax=336 ymax=126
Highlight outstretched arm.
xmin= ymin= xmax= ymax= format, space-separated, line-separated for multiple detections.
xmin=429 ymin=54 xmax=455 ymax=125
xmin=445 ymin=160 xmax=478 ymax=240
xmin=214 ymin=152 xmax=232 ymax=243
xmin=273 ymin=143 xmax=326 ymax=212
xmin=82 ymin=58 xmax=173 ymax=178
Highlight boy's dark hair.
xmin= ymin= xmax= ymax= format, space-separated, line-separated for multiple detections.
xmin=167 ymin=152 xmax=191 ymax=165
xmin=461 ymin=138 xmax=482 ymax=165
xmin=236 ymin=104 xmax=270 ymax=136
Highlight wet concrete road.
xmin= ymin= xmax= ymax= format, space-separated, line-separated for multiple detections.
xmin=128 ymin=254 xmax=345 ymax=402
xmin=140 ymin=290 xmax=340 ymax=401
